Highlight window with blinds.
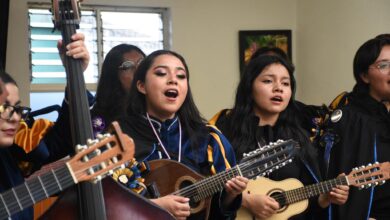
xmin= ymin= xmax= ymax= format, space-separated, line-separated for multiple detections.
xmin=28 ymin=4 xmax=170 ymax=120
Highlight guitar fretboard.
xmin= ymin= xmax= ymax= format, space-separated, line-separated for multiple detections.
xmin=0 ymin=165 xmax=74 ymax=219
xmin=281 ymin=176 xmax=348 ymax=204
xmin=174 ymin=146 xmax=291 ymax=202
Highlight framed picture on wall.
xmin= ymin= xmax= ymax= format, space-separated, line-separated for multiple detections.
xmin=239 ymin=30 xmax=292 ymax=73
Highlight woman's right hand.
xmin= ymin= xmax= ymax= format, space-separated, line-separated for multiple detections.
xmin=242 ymin=193 xmax=280 ymax=219
xmin=150 ymin=195 xmax=191 ymax=220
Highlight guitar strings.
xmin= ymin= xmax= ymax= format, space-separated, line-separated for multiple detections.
xmin=270 ymin=177 xmax=347 ymax=205
xmin=179 ymin=152 xmax=287 ymax=200
xmin=4 ymin=165 xmax=74 ymax=214
xmin=173 ymin=150 xmax=287 ymax=201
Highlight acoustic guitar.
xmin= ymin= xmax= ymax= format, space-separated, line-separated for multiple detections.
xmin=237 ymin=161 xmax=390 ymax=220
xmin=0 ymin=122 xmax=134 ymax=219
xmin=144 ymin=139 xmax=299 ymax=219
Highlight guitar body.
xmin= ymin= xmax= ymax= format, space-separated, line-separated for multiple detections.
xmin=103 ymin=178 xmax=175 ymax=220
xmin=143 ymin=159 xmax=211 ymax=220
xmin=39 ymin=178 xmax=174 ymax=220
xmin=237 ymin=178 xmax=307 ymax=220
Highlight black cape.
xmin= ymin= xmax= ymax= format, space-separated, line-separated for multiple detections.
xmin=324 ymin=87 xmax=390 ymax=220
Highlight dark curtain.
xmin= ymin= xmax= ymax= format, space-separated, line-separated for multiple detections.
xmin=0 ymin=0 xmax=10 ymax=70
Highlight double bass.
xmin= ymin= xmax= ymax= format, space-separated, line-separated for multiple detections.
xmin=42 ymin=0 xmax=174 ymax=219
xmin=50 ymin=0 xmax=106 ymax=219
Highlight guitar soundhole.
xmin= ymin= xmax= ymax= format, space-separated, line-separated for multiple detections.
xmin=269 ymin=191 xmax=287 ymax=212
xmin=175 ymin=175 xmax=205 ymax=214
xmin=178 ymin=180 xmax=199 ymax=208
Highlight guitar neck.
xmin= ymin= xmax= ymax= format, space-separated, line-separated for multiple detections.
xmin=0 ymin=165 xmax=74 ymax=219
xmin=173 ymin=158 xmax=270 ymax=202
xmin=282 ymin=176 xmax=348 ymax=205
xmin=172 ymin=141 xmax=295 ymax=202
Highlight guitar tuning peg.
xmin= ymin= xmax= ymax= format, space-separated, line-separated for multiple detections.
xmin=104 ymin=133 xmax=111 ymax=138
xmin=359 ymin=185 xmax=365 ymax=190
xmin=360 ymin=165 xmax=366 ymax=169
xmin=367 ymin=163 xmax=372 ymax=166
xmin=93 ymin=175 xmax=102 ymax=183
xmin=275 ymin=165 xmax=279 ymax=169
xmin=108 ymin=170 xmax=114 ymax=175
xmin=366 ymin=183 xmax=372 ymax=188
xmin=87 ymin=138 xmax=94 ymax=145
xmin=111 ymin=156 xmax=118 ymax=163
xmin=76 ymin=144 xmax=87 ymax=152
xmin=353 ymin=167 xmax=358 ymax=171
xmin=94 ymin=149 xmax=102 ymax=155
xmin=380 ymin=180 xmax=386 ymax=185
xmin=374 ymin=161 xmax=379 ymax=165
xmin=375 ymin=182 xmax=379 ymax=186
xmin=96 ymin=134 xmax=104 ymax=139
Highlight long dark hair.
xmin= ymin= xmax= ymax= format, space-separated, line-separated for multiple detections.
xmin=226 ymin=55 xmax=313 ymax=159
xmin=127 ymin=50 xmax=208 ymax=153
xmin=0 ymin=69 xmax=17 ymax=86
xmin=92 ymin=44 xmax=145 ymax=123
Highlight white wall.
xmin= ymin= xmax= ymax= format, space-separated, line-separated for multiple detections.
xmin=296 ymin=0 xmax=390 ymax=105
xmin=7 ymin=0 xmax=390 ymax=120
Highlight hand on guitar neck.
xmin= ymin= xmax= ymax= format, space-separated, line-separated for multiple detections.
xmin=238 ymin=161 xmax=390 ymax=220
xmin=318 ymin=173 xmax=349 ymax=208
xmin=144 ymin=140 xmax=298 ymax=220
xmin=240 ymin=175 xmax=349 ymax=220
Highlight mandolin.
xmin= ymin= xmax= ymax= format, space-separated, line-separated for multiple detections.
xmin=237 ymin=161 xmax=390 ymax=220
xmin=144 ymin=139 xmax=299 ymax=219
xmin=0 ymin=122 xmax=134 ymax=220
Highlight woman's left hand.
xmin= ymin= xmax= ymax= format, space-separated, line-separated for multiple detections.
xmin=318 ymin=173 xmax=349 ymax=208
xmin=223 ymin=176 xmax=248 ymax=208
xmin=57 ymin=32 xmax=90 ymax=71
xmin=225 ymin=176 xmax=249 ymax=197
xmin=328 ymin=184 xmax=349 ymax=205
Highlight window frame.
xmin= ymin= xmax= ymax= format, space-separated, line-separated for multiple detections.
xmin=28 ymin=2 xmax=171 ymax=92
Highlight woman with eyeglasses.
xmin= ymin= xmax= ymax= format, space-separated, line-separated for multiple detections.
xmin=49 ymin=44 xmax=145 ymax=157
xmin=0 ymin=71 xmax=57 ymax=220
xmin=91 ymin=44 xmax=145 ymax=135
xmin=321 ymin=34 xmax=390 ymax=220
xmin=0 ymin=34 xmax=88 ymax=220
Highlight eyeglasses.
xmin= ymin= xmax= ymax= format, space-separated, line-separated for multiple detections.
xmin=369 ymin=60 xmax=390 ymax=74
xmin=0 ymin=104 xmax=31 ymax=121
xmin=118 ymin=59 xmax=143 ymax=71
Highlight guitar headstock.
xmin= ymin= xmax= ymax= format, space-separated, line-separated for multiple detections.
xmin=240 ymin=139 xmax=299 ymax=179
xmin=347 ymin=162 xmax=390 ymax=189
xmin=51 ymin=0 xmax=81 ymax=30
xmin=67 ymin=122 xmax=135 ymax=183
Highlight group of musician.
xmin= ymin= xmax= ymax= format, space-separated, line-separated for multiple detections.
xmin=0 ymin=32 xmax=389 ymax=220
